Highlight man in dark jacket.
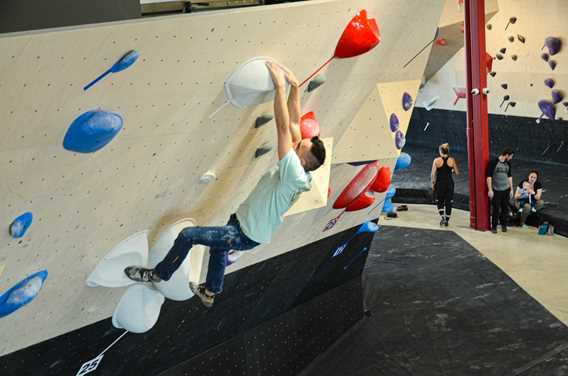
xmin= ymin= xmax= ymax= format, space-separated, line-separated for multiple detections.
xmin=486 ymin=147 xmax=514 ymax=233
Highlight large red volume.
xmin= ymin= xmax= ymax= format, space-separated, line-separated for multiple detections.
xmin=369 ymin=166 xmax=391 ymax=193
xmin=333 ymin=162 xmax=379 ymax=209
xmin=300 ymin=112 xmax=321 ymax=139
xmin=334 ymin=10 xmax=381 ymax=59
xmin=345 ymin=191 xmax=375 ymax=212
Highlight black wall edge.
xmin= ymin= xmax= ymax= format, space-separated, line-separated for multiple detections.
xmin=0 ymin=0 xmax=140 ymax=33
xmin=1 ymin=222 xmax=374 ymax=376
xmin=407 ymin=108 xmax=568 ymax=165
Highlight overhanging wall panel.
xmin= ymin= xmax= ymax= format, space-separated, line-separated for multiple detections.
xmin=0 ymin=0 xmax=444 ymax=355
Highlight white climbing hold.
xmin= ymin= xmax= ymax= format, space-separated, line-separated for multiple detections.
xmin=224 ymin=56 xmax=288 ymax=109
xmin=199 ymin=171 xmax=217 ymax=184
xmin=112 ymin=284 xmax=164 ymax=333
xmin=148 ymin=218 xmax=199 ymax=301
xmin=86 ymin=230 xmax=149 ymax=288
xmin=425 ymin=96 xmax=439 ymax=111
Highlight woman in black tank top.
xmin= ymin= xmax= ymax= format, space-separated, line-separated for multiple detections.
xmin=431 ymin=143 xmax=459 ymax=226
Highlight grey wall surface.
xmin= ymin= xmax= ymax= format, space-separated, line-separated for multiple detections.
xmin=0 ymin=0 xmax=140 ymax=33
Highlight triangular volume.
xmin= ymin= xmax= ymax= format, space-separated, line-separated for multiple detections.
xmin=224 ymin=56 xmax=288 ymax=109
xmin=333 ymin=84 xmax=394 ymax=164
xmin=112 ymin=284 xmax=164 ymax=333
xmin=148 ymin=218 xmax=204 ymax=301
xmin=376 ymin=80 xmax=421 ymax=153
xmin=86 ymin=231 xmax=149 ymax=288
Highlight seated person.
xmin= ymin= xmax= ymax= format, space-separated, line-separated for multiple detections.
xmin=517 ymin=181 xmax=536 ymax=213
xmin=514 ymin=170 xmax=544 ymax=225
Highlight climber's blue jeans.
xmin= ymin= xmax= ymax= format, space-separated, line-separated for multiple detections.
xmin=154 ymin=214 xmax=259 ymax=294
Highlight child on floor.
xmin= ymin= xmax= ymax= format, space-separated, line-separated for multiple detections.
xmin=517 ymin=181 xmax=536 ymax=213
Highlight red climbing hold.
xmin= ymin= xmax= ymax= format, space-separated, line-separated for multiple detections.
xmin=345 ymin=191 xmax=375 ymax=212
xmin=453 ymin=87 xmax=467 ymax=106
xmin=485 ymin=52 xmax=493 ymax=73
xmin=300 ymin=112 xmax=321 ymax=139
xmin=333 ymin=162 xmax=379 ymax=209
xmin=434 ymin=38 xmax=447 ymax=46
xmin=370 ymin=166 xmax=391 ymax=193
xmin=335 ymin=10 xmax=380 ymax=59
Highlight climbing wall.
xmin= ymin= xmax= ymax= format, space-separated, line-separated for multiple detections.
xmin=417 ymin=0 xmax=568 ymax=120
xmin=0 ymin=0 xmax=444 ymax=356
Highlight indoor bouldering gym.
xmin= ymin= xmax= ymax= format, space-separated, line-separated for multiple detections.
xmin=1 ymin=1 xmax=568 ymax=375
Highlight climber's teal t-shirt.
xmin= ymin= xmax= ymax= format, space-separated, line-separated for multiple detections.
xmin=236 ymin=149 xmax=312 ymax=244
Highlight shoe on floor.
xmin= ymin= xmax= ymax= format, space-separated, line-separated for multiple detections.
xmin=440 ymin=218 xmax=446 ymax=227
xmin=491 ymin=227 xmax=498 ymax=234
xmin=444 ymin=220 xmax=449 ymax=227
xmin=124 ymin=266 xmax=161 ymax=283
xmin=190 ymin=283 xmax=215 ymax=308
xmin=501 ymin=225 xmax=508 ymax=233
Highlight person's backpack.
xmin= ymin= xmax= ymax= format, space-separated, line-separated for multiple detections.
xmin=538 ymin=221 xmax=554 ymax=235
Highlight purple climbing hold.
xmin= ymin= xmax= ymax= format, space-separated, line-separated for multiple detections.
xmin=538 ymin=100 xmax=556 ymax=120
xmin=544 ymin=37 xmax=562 ymax=56
xmin=549 ymin=60 xmax=557 ymax=71
xmin=389 ymin=113 xmax=399 ymax=132
xmin=402 ymin=92 xmax=413 ymax=111
xmin=394 ymin=131 xmax=406 ymax=150
xmin=544 ymin=78 xmax=555 ymax=89
xmin=551 ymin=90 xmax=564 ymax=104
xmin=541 ymin=53 xmax=550 ymax=62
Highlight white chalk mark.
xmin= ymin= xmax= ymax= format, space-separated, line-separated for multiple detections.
xmin=208 ymin=101 xmax=229 ymax=119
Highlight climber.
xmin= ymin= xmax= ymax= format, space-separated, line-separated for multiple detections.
xmin=124 ymin=61 xmax=326 ymax=307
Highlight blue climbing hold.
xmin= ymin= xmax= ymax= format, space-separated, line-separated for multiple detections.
xmin=385 ymin=186 xmax=397 ymax=200
xmin=9 ymin=212 xmax=33 ymax=238
xmin=382 ymin=199 xmax=394 ymax=213
xmin=84 ymin=50 xmax=140 ymax=91
xmin=63 ymin=110 xmax=123 ymax=153
xmin=0 ymin=270 xmax=48 ymax=318
xmin=394 ymin=152 xmax=412 ymax=171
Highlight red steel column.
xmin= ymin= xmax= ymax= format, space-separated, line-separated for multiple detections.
xmin=464 ymin=0 xmax=490 ymax=230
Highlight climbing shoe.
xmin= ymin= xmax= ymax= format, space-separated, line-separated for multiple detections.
xmin=124 ymin=266 xmax=161 ymax=283
xmin=190 ymin=283 xmax=215 ymax=308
